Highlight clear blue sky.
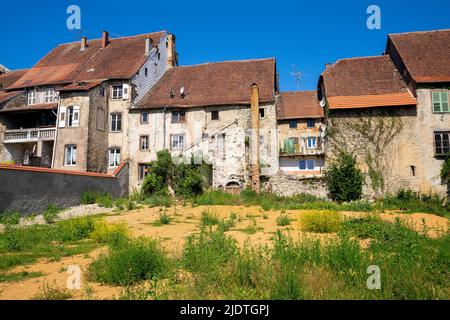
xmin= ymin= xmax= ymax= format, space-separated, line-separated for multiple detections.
xmin=1 ymin=0 xmax=449 ymax=91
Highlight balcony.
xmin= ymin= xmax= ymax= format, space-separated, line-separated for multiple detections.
xmin=280 ymin=136 xmax=325 ymax=157
xmin=3 ymin=127 xmax=56 ymax=144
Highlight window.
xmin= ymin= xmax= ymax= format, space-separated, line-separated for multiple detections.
xmin=211 ymin=110 xmax=219 ymax=121
xmin=434 ymin=131 xmax=450 ymax=156
xmin=44 ymin=88 xmax=55 ymax=103
xmin=140 ymin=136 xmax=149 ymax=150
xmin=99 ymin=86 xmax=105 ymax=96
xmin=432 ymin=92 xmax=449 ymax=113
xmin=64 ymin=145 xmax=77 ymax=166
xmin=138 ymin=164 xmax=151 ymax=180
xmin=144 ymin=68 xmax=148 ymax=77
xmin=307 ymin=137 xmax=317 ymax=149
xmin=289 ymin=120 xmax=297 ymax=128
xmin=299 ymin=159 xmax=315 ymax=171
xmin=112 ymin=86 xmax=123 ymax=100
xmin=110 ymin=113 xmax=122 ymax=132
xmin=307 ymin=119 xmax=316 ymax=128
xmin=27 ymin=90 xmax=37 ymax=105
xmin=172 ymin=110 xmax=186 ymax=123
xmin=67 ymin=106 xmax=80 ymax=127
xmin=171 ymin=134 xmax=185 ymax=150
xmin=259 ymin=108 xmax=265 ymax=118
xmin=109 ymin=148 xmax=121 ymax=167
xmin=141 ymin=112 xmax=149 ymax=124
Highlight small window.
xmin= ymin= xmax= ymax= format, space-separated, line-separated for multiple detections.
xmin=434 ymin=131 xmax=450 ymax=156
xmin=44 ymin=88 xmax=55 ymax=103
xmin=211 ymin=110 xmax=219 ymax=121
xmin=307 ymin=119 xmax=315 ymax=128
xmin=140 ymin=136 xmax=149 ymax=150
xmin=110 ymin=113 xmax=122 ymax=132
xmin=138 ymin=163 xmax=151 ymax=181
xmin=171 ymin=134 xmax=185 ymax=150
xmin=141 ymin=112 xmax=149 ymax=124
xmin=27 ymin=90 xmax=37 ymax=105
xmin=158 ymin=53 xmax=161 ymax=60
xmin=112 ymin=85 xmax=123 ymax=100
xmin=307 ymin=137 xmax=317 ymax=149
xmin=109 ymin=148 xmax=121 ymax=167
xmin=259 ymin=108 xmax=265 ymax=118
xmin=299 ymin=159 xmax=315 ymax=171
xmin=64 ymin=145 xmax=77 ymax=166
xmin=432 ymin=92 xmax=449 ymax=113
xmin=172 ymin=110 xmax=186 ymax=123
xmin=67 ymin=106 xmax=80 ymax=127
xmin=289 ymin=120 xmax=297 ymax=128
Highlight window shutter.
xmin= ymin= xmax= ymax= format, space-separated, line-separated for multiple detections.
xmin=59 ymin=106 xmax=66 ymax=128
xmin=123 ymin=83 xmax=130 ymax=100
xmin=441 ymin=92 xmax=449 ymax=112
xmin=72 ymin=106 xmax=80 ymax=127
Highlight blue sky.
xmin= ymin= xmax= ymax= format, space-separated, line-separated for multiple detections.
xmin=1 ymin=0 xmax=449 ymax=91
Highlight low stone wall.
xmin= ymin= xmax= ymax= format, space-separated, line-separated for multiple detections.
xmin=266 ymin=171 xmax=329 ymax=199
xmin=0 ymin=163 xmax=129 ymax=215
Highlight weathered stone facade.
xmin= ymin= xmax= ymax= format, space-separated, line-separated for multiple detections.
xmin=267 ymin=171 xmax=328 ymax=198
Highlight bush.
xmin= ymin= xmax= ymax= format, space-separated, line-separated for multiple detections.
xmin=218 ymin=218 xmax=235 ymax=232
xmin=276 ymin=214 xmax=291 ymax=226
xmin=97 ymin=194 xmax=113 ymax=208
xmin=57 ymin=217 xmax=96 ymax=242
xmin=157 ymin=211 xmax=171 ymax=225
xmin=81 ymin=191 xmax=98 ymax=205
xmin=0 ymin=211 xmax=21 ymax=226
xmin=174 ymin=164 xmax=204 ymax=197
xmin=201 ymin=210 xmax=219 ymax=226
xmin=325 ymin=151 xmax=363 ymax=202
xmin=89 ymin=221 xmax=130 ymax=247
xmin=142 ymin=172 xmax=168 ymax=196
xmin=88 ymin=237 xmax=167 ymax=286
xmin=300 ymin=211 xmax=342 ymax=233
xmin=33 ymin=282 xmax=73 ymax=300
xmin=43 ymin=205 xmax=60 ymax=224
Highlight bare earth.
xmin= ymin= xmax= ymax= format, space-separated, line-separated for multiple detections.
xmin=0 ymin=205 xmax=448 ymax=300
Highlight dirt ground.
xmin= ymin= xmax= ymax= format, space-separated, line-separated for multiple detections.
xmin=0 ymin=205 xmax=448 ymax=300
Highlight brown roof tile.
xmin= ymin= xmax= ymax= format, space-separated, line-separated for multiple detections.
xmin=322 ymin=55 xmax=416 ymax=109
xmin=388 ymin=29 xmax=450 ymax=83
xmin=8 ymin=32 xmax=167 ymax=89
xmin=0 ymin=102 xmax=57 ymax=113
xmin=134 ymin=58 xmax=276 ymax=109
xmin=0 ymin=69 xmax=28 ymax=90
xmin=277 ymin=91 xmax=323 ymax=120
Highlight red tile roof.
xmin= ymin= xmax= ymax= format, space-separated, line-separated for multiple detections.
xmin=0 ymin=103 xmax=57 ymax=113
xmin=322 ymin=55 xmax=416 ymax=109
xmin=277 ymin=91 xmax=323 ymax=120
xmin=134 ymin=58 xmax=276 ymax=109
xmin=388 ymin=29 xmax=450 ymax=83
xmin=0 ymin=69 xmax=28 ymax=90
xmin=8 ymin=31 xmax=167 ymax=89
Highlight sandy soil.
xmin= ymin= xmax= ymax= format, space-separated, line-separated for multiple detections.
xmin=0 ymin=204 xmax=448 ymax=300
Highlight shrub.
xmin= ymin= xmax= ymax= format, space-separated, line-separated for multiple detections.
xmin=88 ymin=237 xmax=167 ymax=286
xmin=300 ymin=211 xmax=342 ymax=233
xmin=97 ymin=194 xmax=113 ymax=208
xmin=57 ymin=217 xmax=96 ymax=242
xmin=440 ymin=153 xmax=450 ymax=183
xmin=276 ymin=214 xmax=291 ymax=226
xmin=157 ymin=211 xmax=171 ymax=225
xmin=33 ymin=282 xmax=73 ymax=300
xmin=43 ymin=205 xmax=60 ymax=224
xmin=0 ymin=211 xmax=21 ymax=225
xmin=325 ymin=151 xmax=363 ymax=202
xmin=218 ymin=218 xmax=235 ymax=232
xmin=142 ymin=172 xmax=168 ymax=196
xmin=80 ymin=191 xmax=98 ymax=205
xmin=89 ymin=221 xmax=130 ymax=247
xmin=201 ymin=210 xmax=219 ymax=226
xmin=173 ymin=164 xmax=204 ymax=197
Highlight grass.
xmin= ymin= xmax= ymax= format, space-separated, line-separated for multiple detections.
xmin=43 ymin=204 xmax=60 ymax=224
xmin=300 ymin=210 xmax=342 ymax=233
xmin=157 ymin=211 xmax=171 ymax=225
xmin=0 ymin=271 xmax=43 ymax=283
xmin=200 ymin=210 xmax=219 ymax=226
xmin=32 ymin=282 xmax=73 ymax=300
xmin=276 ymin=214 xmax=291 ymax=226
xmin=144 ymin=195 xmax=173 ymax=208
xmin=0 ymin=211 xmax=21 ymax=226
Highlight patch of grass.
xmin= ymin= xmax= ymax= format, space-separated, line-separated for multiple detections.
xmin=89 ymin=220 xmax=130 ymax=247
xmin=218 ymin=218 xmax=235 ymax=232
xmin=300 ymin=210 xmax=341 ymax=233
xmin=201 ymin=210 xmax=219 ymax=226
xmin=0 ymin=271 xmax=43 ymax=283
xmin=97 ymin=194 xmax=114 ymax=208
xmin=32 ymin=282 xmax=73 ymax=300
xmin=80 ymin=190 xmax=99 ymax=205
xmin=155 ymin=211 xmax=171 ymax=226
xmin=243 ymin=218 xmax=261 ymax=234
xmin=88 ymin=237 xmax=168 ymax=286
xmin=0 ymin=211 xmax=21 ymax=226
xmin=276 ymin=214 xmax=291 ymax=226
xmin=43 ymin=204 xmax=60 ymax=224
xmin=144 ymin=195 xmax=173 ymax=208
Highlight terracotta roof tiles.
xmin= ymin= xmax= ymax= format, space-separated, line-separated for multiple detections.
xmin=277 ymin=91 xmax=323 ymax=120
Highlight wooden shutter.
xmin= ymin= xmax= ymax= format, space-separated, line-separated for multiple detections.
xmin=59 ymin=106 xmax=66 ymax=128
xmin=72 ymin=106 xmax=80 ymax=127
xmin=122 ymin=83 xmax=130 ymax=100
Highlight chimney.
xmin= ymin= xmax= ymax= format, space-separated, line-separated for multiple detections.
xmin=250 ymin=83 xmax=260 ymax=193
xmin=80 ymin=36 xmax=87 ymax=51
xmin=144 ymin=36 xmax=152 ymax=56
xmin=101 ymin=31 xmax=109 ymax=48
xmin=167 ymin=34 xmax=177 ymax=67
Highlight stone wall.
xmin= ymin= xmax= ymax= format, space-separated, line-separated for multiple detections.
xmin=267 ymin=171 xmax=328 ymax=198
xmin=0 ymin=163 xmax=128 ymax=215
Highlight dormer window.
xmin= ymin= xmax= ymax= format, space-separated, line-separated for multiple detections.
xmin=27 ymin=90 xmax=37 ymax=105
xmin=44 ymin=88 xmax=55 ymax=103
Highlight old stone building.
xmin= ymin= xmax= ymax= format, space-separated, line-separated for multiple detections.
xmin=129 ymin=58 xmax=279 ymax=191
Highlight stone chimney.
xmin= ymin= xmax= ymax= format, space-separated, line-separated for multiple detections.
xmin=250 ymin=83 xmax=260 ymax=193
xmin=167 ymin=34 xmax=177 ymax=67
xmin=101 ymin=31 xmax=109 ymax=48
xmin=145 ymin=36 xmax=152 ymax=56
xmin=80 ymin=36 xmax=87 ymax=51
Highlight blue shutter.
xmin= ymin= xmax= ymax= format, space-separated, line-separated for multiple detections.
xmin=307 ymin=159 xmax=315 ymax=170
xmin=299 ymin=160 xmax=306 ymax=170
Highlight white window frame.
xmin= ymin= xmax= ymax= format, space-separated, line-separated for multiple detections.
xmin=44 ymin=88 xmax=55 ymax=103
xmin=171 ymin=134 xmax=185 ymax=150
xmin=112 ymin=85 xmax=123 ymax=100
xmin=307 ymin=137 xmax=317 ymax=149
xmin=64 ymin=145 xmax=77 ymax=166
xmin=27 ymin=90 xmax=37 ymax=105
xmin=108 ymin=148 xmax=121 ymax=167
xmin=67 ymin=106 xmax=80 ymax=127
xmin=140 ymin=135 xmax=149 ymax=150
xmin=110 ymin=113 xmax=122 ymax=132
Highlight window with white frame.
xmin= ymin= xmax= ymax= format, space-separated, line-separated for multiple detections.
xmin=307 ymin=137 xmax=317 ymax=149
xmin=27 ymin=90 xmax=37 ymax=105
xmin=138 ymin=163 xmax=151 ymax=181
xmin=299 ymin=159 xmax=315 ymax=171
xmin=108 ymin=148 xmax=121 ymax=167
xmin=171 ymin=134 xmax=185 ymax=150
xmin=140 ymin=136 xmax=149 ymax=150
xmin=432 ymin=91 xmax=449 ymax=113
xmin=112 ymin=85 xmax=123 ymax=100
xmin=110 ymin=113 xmax=122 ymax=132
xmin=67 ymin=106 xmax=80 ymax=127
xmin=434 ymin=131 xmax=450 ymax=156
xmin=64 ymin=145 xmax=77 ymax=166
xmin=44 ymin=88 xmax=55 ymax=103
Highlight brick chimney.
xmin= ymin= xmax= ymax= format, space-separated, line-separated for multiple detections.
xmin=250 ymin=83 xmax=260 ymax=193
xmin=101 ymin=31 xmax=109 ymax=48
xmin=80 ymin=36 xmax=87 ymax=51
xmin=167 ymin=34 xmax=177 ymax=67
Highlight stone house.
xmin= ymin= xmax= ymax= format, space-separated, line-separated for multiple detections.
xmin=0 ymin=30 xmax=177 ymax=173
xmin=276 ymin=91 xmax=325 ymax=177
xmin=129 ymin=58 xmax=279 ymax=191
